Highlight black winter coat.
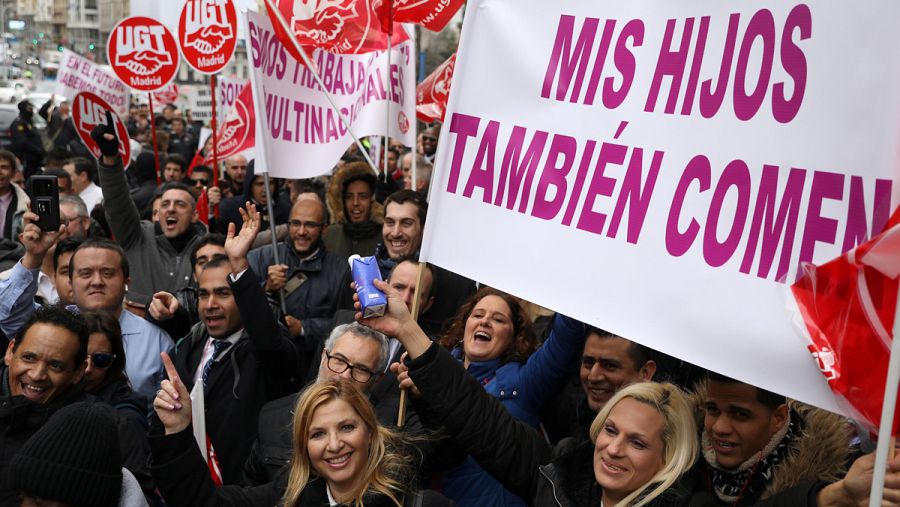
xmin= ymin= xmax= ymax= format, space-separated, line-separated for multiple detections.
xmin=405 ymin=343 xmax=695 ymax=507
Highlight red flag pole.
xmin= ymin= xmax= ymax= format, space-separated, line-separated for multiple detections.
xmin=210 ymin=74 xmax=219 ymax=188
xmin=148 ymin=92 xmax=161 ymax=184
xmin=383 ymin=2 xmax=393 ymax=180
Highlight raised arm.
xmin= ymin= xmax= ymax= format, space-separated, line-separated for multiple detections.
xmin=226 ymin=204 xmax=300 ymax=373
xmin=516 ymin=313 xmax=587 ymax=413
xmin=92 ymin=109 xmax=143 ymax=249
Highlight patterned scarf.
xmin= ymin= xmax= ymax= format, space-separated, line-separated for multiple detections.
xmin=702 ymin=411 xmax=797 ymax=504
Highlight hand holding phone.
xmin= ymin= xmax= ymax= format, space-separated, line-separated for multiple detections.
xmin=27 ymin=175 xmax=60 ymax=232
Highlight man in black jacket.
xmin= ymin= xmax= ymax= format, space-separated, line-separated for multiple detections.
xmin=166 ymin=203 xmax=302 ymax=485
xmin=10 ymin=100 xmax=45 ymax=180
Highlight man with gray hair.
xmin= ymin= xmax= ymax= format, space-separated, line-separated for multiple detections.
xmin=59 ymin=194 xmax=91 ymax=241
xmin=242 ymin=321 xmax=393 ymax=485
xmin=401 ymin=152 xmax=433 ymax=193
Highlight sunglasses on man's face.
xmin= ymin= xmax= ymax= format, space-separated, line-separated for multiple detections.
xmin=89 ymin=352 xmax=116 ymax=369
xmin=191 ymin=178 xmax=210 ymax=186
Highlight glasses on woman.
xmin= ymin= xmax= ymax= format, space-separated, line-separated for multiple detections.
xmin=89 ymin=352 xmax=116 ymax=369
xmin=324 ymin=352 xmax=376 ymax=383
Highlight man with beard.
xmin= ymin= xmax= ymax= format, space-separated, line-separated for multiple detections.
xmin=323 ymin=162 xmax=382 ymax=260
xmin=368 ymin=190 xmax=475 ymax=336
xmin=247 ymin=198 xmax=347 ymax=369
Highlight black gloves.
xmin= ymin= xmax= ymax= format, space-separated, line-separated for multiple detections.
xmin=89 ymin=110 xmax=120 ymax=158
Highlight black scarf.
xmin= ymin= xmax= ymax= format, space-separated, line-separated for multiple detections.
xmin=164 ymin=223 xmax=199 ymax=254
xmin=702 ymin=411 xmax=798 ymax=504
xmin=343 ymin=219 xmax=381 ymax=240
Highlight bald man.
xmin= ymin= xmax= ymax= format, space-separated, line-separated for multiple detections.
xmin=246 ymin=198 xmax=349 ymax=367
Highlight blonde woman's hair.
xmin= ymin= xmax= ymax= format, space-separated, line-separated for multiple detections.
xmin=282 ymin=379 xmax=414 ymax=507
xmin=589 ymin=382 xmax=698 ymax=507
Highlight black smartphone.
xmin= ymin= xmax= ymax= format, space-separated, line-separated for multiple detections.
xmin=28 ymin=175 xmax=60 ymax=232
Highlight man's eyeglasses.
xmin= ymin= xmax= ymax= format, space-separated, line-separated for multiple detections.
xmin=422 ymin=135 xmax=437 ymax=142
xmin=60 ymin=215 xmax=84 ymax=227
xmin=89 ymin=352 xmax=116 ymax=369
xmin=289 ymin=220 xmax=323 ymax=229
xmin=324 ymin=352 xmax=376 ymax=383
xmin=191 ymin=178 xmax=210 ymax=186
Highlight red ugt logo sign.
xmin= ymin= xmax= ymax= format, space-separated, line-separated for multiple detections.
xmin=179 ymin=0 xmax=238 ymax=74
xmin=107 ymin=16 xmax=179 ymax=92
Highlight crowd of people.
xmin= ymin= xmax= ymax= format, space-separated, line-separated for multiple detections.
xmin=0 ymin=93 xmax=896 ymax=507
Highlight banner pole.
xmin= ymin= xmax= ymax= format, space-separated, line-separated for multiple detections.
xmin=264 ymin=0 xmax=380 ymax=175
xmin=384 ymin=29 xmax=392 ymax=179
xmin=210 ymin=74 xmax=220 ymax=188
xmin=148 ymin=92 xmax=161 ymax=185
xmin=261 ymin=171 xmax=288 ymax=315
xmin=868 ymin=283 xmax=900 ymax=506
xmin=397 ymin=261 xmax=427 ymax=427
xmin=410 ymin=27 xmax=417 ymax=191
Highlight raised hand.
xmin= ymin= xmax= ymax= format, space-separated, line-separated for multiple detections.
xmin=224 ymin=201 xmax=260 ymax=274
xmin=148 ymin=292 xmax=180 ymax=322
xmin=153 ymin=352 xmax=192 ymax=435
xmin=19 ymin=210 xmax=66 ymax=269
xmin=355 ymin=278 xmax=430 ymax=359
xmin=89 ymin=109 xmax=120 ymax=162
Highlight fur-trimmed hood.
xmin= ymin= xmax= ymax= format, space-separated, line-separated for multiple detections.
xmin=326 ymin=162 xmax=384 ymax=225
xmin=690 ymin=382 xmax=852 ymax=501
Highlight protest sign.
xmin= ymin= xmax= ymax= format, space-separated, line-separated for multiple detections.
xmin=245 ymin=10 xmax=415 ymax=178
xmin=72 ymin=92 xmax=132 ymax=168
xmin=179 ymin=0 xmax=238 ymax=74
xmin=107 ymin=16 xmax=180 ymax=91
xmin=421 ymin=0 xmax=900 ymax=413
xmin=55 ymin=49 xmax=130 ymax=117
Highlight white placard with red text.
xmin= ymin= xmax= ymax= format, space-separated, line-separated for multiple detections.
xmin=244 ymin=10 xmax=415 ymax=177
xmin=55 ymin=49 xmax=130 ymax=117
xmin=421 ymin=0 xmax=900 ymax=413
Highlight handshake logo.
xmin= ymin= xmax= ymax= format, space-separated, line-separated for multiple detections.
xmin=114 ymin=24 xmax=174 ymax=76
xmin=183 ymin=0 xmax=234 ymax=55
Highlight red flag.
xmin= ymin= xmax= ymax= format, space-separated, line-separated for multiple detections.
xmin=791 ymin=205 xmax=900 ymax=432
xmin=187 ymin=151 xmax=206 ymax=175
xmin=204 ymin=83 xmax=255 ymax=164
xmin=196 ymin=187 xmax=210 ymax=226
xmin=206 ymin=435 xmax=223 ymax=485
xmin=264 ymin=0 xmax=408 ymax=64
xmin=416 ymin=52 xmax=455 ymax=123
xmin=376 ymin=0 xmax=465 ymax=32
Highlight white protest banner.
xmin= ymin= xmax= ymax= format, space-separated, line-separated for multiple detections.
xmin=422 ymin=0 xmax=900 ymax=413
xmin=245 ymin=10 xmax=415 ymax=179
xmin=55 ymin=49 xmax=130 ymax=116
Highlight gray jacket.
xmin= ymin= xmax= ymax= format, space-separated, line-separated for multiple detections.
xmin=97 ymin=156 xmax=204 ymax=306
